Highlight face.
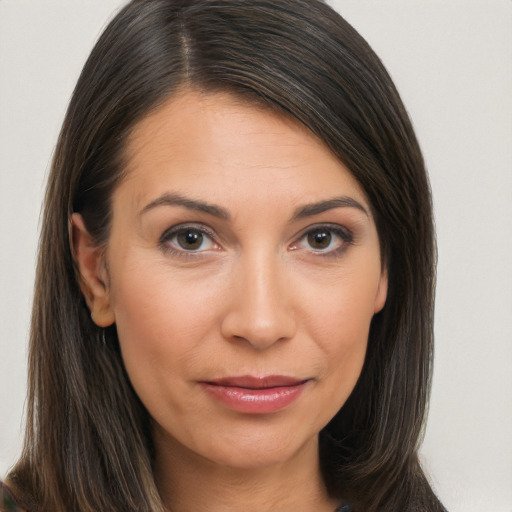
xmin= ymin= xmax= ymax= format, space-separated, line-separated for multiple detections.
xmin=76 ymin=90 xmax=387 ymax=472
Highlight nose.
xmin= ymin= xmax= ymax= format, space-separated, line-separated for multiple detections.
xmin=220 ymin=252 xmax=297 ymax=350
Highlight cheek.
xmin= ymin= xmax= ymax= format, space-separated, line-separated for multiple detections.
xmin=112 ymin=256 xmax=218 ymax=344
xmin=108 ymin=258 xmax=221 ymax=405
xmin=302 ymin=272 xmax=380 ymax=403
xmin=304 ymin=266 xmax=379 ymax=344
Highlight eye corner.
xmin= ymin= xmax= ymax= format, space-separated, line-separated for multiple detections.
xmin=290 ymin=223 xmax=354 ymax=258
xmin=158 ymin=222 xmax=221 ymax=257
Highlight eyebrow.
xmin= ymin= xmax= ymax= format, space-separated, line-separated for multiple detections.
xmin=140 ymin=193 xmax=231 ymax=220
xmin=291 ymin=196 xmax=368 ymax=220
xmin=139 ymin=193 xmax=368 ymax=221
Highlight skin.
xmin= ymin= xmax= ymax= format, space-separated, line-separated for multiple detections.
xmin=73 ymin=90 xmax=387 ymax=512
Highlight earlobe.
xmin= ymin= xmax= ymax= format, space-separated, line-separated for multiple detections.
xmin=70 ymin=213 xmax=115 ymax=327
xmin=374 ymin=267 xmax=388 ymax=314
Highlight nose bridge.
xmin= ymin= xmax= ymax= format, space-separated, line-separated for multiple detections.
xmin=221 ymin=247 xmax=296 ymax=349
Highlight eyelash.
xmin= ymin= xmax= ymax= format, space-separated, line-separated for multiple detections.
xmin=158 ymin=223 xmax=354 ymax=258
xmin=159 ymin=223 xmax=219 ymax=258
xmin=292 ymin=224 xmax=354 ymax=258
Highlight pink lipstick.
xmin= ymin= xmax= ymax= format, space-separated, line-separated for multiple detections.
xmin=201 ymin=375 xmax=309 ymax=414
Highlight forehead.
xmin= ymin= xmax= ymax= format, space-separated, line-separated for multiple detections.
xmin=119 ymin=89 xmax=368 ymax=210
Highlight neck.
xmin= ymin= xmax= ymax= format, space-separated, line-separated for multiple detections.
xmin=153 ymin=430 xmax=338 ymax=512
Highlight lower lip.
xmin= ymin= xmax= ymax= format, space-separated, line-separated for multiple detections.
xmin=202 ymin=382 xmax=307 ymax=414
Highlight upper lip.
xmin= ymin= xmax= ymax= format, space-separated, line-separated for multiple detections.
xmin=204 ymin=375 xmax=309 ymax=389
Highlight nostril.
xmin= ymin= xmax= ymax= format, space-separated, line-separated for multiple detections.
xmin=219 ymin=260 xmax=297 ymax=348
xmin=221 ymin=306 xmax=296 ymax=349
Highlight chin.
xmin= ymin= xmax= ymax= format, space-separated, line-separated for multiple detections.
xmin=197 ymin=426 xmax=319 ymax=471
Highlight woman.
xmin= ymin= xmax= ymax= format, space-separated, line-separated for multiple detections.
xmin=1 ymin=0 xmax=445 ymax=511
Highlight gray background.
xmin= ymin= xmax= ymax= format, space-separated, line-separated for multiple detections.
xmin=1 ymin=1 xmax=511 ymax=510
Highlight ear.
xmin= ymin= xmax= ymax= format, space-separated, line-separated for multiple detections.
xmin=70 ymin=213 xmax=115 ymax=327
xmin=373 ymin=265 xmax=388 ymax=314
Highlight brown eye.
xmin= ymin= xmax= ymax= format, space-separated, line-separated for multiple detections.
xmin=160 ymin=224 xmax=218 ymax=256
xmin=307 ymin=229 xmax=332 ymax=249
xmin=176 ymin=229 xmax=204 ymax=250
xmin=290 ymin=224 xmax=354 ymax=257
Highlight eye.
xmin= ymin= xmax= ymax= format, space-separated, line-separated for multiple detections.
xmin=291 ymin=224 xmax=353 ymax=256
xmin=307 ymin=228 xmax=333 ymax=250
xmin=160 ymin=224 xmax=218 ymax=254
xmin=176 ymin=228 xmax=205 ymax=250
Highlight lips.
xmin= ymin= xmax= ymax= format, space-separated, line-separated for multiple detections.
xmin=201 ymin=375 xmax=310 ymax=414
xmin=206 ymin=375 xmax=308 ymax=389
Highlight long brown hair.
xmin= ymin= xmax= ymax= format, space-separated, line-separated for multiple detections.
xmin=9 ymin=1 xmax=443 ymax=511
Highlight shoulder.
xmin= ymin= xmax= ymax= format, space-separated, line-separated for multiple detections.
xmin=0 ymin=481 xmax=27 ymax=512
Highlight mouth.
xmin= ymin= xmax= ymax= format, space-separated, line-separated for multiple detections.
xmin=200 ymin=375 xmax=311 ymax=414
xmin=205 ymin=375 xmax=309 ymax=389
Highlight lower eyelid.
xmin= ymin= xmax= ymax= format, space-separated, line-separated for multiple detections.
xmin=159 ymin=223 xmax=354 ymax=257
xmin=288 ymin=226 xmax=354 ymax=257
xmin=158 ymin=225 xmax=220 ymax=255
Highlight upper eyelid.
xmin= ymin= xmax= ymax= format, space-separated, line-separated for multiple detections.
xmin=158 ymin=223 xmax=220 ymax=256
xmin=160 ymin=223 xmax=217 ymax=241
xmin=159 ymin=221 xmax=352 ymax=237
xmin=158 ymin=222 xmax=354 ymax=252
xmin=292 ymin=224 xmax=354 ymax=254
xmin=295 ymin=223 xmax=353 ymax=240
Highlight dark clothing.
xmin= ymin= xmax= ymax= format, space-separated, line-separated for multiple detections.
xmin=0 ymin=482 xmax=24 ymax=512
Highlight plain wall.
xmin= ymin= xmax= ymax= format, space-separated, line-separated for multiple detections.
xmin=1 ymin=1 xmax=511 ymax=511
